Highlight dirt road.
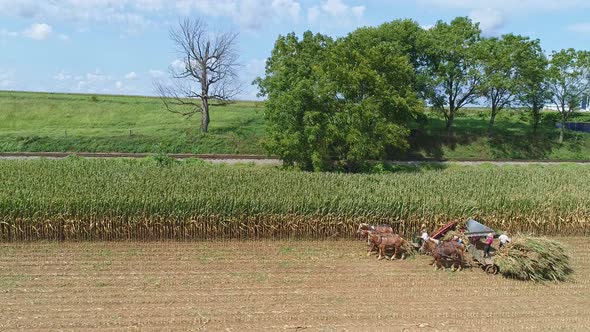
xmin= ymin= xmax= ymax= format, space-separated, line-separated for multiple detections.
xmin=1 ymin=239 xmax=589 ymax=331
xmin=1 ymin=152 xmax=590 ymax=165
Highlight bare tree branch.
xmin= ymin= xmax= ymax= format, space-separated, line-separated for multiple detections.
xmin=156 ymin=18 xmax=242 ymax=132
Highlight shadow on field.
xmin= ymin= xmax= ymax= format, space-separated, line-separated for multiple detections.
xmin=487 ymin=133 xmax=555 ymax=159
xmin=404 ymin=114 xmax=589 ymax=160
xmin=380 ymin=162 xmax=448 ymax=173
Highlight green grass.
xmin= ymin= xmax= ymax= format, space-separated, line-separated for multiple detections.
xmin=0 ymin=158 xmax=589 ymax=240
xmin=2 ymin=90 xmax=590 ymax=159
xmin=0 ymin=91 xmax=266 ymax=154
xmin=406 ymin=109 xmax=590 ymax=160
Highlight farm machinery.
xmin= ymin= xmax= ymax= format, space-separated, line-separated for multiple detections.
xmin=429 ymin=218 xmax=499 ymax=274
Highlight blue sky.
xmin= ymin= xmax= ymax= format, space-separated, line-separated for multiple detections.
xmin=1 ymin=0 xmax=590 ymax=100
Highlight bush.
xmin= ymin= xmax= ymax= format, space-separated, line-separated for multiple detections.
xmin=150 ymin=152 xmax=177 ymax=167
xmin=541 ymin=112 xmax=561 ymax=126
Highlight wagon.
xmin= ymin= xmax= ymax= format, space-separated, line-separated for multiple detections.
xmin=462 ymin=218 xmax=500 ymax=274
xmin=429 ymin=218 xmax=500 ymax=274
xmin=466 ymin=242 xmax=499 ymax=274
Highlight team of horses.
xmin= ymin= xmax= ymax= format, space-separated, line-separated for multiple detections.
xmin=356 ymin=223 xmax=411 ymax=260
xmin=357 ymin=223 xmax=467 ymax=271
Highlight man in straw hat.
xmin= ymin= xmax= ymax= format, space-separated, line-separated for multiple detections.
xmin=420 ymin=224 xmax=429 ymax=241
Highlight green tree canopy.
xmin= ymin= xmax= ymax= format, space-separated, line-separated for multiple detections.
xmin=256 ymin=25 xmax=424 ymax=172
xmin=423 ymin=17 xmax=483 ymax=131
xmin=479 ymin=34 xmax=535 ymax=132
xmin=514 ymin=38 xmax=550 ymax=133
xmin=547 ymin=49 xmax=590 ymax=142
xmin=254 ymin=31 xmax=333 ymax=170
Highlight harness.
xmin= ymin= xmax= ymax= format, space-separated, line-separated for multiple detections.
xmin=373 ymin=234 xmax=383 ymax=246
xmin=434 ymin=242 xmax=465 ymax=262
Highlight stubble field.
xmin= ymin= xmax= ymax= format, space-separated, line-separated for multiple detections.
xmin=1 ymin=238 xmax=589 ymax=331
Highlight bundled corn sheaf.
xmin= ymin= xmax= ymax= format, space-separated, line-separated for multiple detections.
xmin=1 ymin=158 xmax=590 ymax=240
xmin=495 ymin=236 xmax=573 ymax=282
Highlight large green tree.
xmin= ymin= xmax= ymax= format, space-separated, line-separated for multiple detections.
xmin=256 ymin=27 xmax=423 ymax=172
xmin=254 ymin=31 xmax=333 ymax=170
xmin=424 ymin=17 xmax=483 ymax=132
xmin=321 ymin=28 xmax=424 ymax=171
xmin=546 ymin=49 xmax=590 ymax=143
xmin=345 ymin=19 xmax=430 ymax=100
xmin=514 ymin=38 xmax=550 ymax=133
xmin=480 ymin=34 xmax=533 ymax=132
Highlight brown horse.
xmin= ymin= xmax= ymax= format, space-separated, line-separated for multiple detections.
xmin=357 ymin=223 xmax=393 ymax=237
xmin=357 ymin=223 xmax=394 ymax=255
xmin=421 ymin=239 xmax=466 ymax=271
xmin=368 ymin=233 xmax=410 ymax=260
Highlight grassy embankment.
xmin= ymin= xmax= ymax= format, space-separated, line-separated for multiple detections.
xmin=2 ymin=90 xmax=590 ymax=159
xmin=0 ymin=91 xmax=266 ymax=154
xmin=1 ymin=158 xmax=589 ymax=240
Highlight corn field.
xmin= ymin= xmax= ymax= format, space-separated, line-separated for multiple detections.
xmin=1 ymin=158 xmax=589 ymax=241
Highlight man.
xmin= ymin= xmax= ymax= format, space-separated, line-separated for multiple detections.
xmin=483 ymin=233 xmax=494 ymax=258
xmin=498 ymin=233 xmax=511 ymax=248
xmin=421 ymin=227 xmax=429 ymax=242
xmin=417 ymin=224 xmax=429 ymax=248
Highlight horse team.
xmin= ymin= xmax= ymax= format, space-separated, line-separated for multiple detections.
xmin=357 ymin=223 xmax=409 ymax=260
xmin=357 ymin=223 xmax=467 ymax=271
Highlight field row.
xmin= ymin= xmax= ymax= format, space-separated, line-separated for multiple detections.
xmin=1 ymin=239 xmax=589 ymax=331
xmin=1 ymin=158 xmax=590 ymax=239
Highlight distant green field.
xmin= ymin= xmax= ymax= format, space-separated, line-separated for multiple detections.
xmin=1 ymin=90 xmax=590 ymax=159
xmin=0 ymin=91 xmax=266 ymax=154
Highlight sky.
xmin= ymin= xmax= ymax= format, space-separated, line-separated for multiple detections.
xmin=1 ymin=0 xmax=590 ymax=100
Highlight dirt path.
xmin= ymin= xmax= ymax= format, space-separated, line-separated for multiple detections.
xmin=1 ymin=239 xmax=589 ymax=331
xmin=1 ymin=152 xmax=590 ymax=165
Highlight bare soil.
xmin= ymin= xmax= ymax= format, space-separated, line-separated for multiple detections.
xmin=1 ymin=238 xmax=589 ymax=331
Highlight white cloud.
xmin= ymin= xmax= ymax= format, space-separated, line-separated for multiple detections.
xmin=233 ymin=0 xmax=301 ymax=29
xmin=469 ymin=8 xmax=506 ymax=36
xmin=47 ymin=68 xmax=144 ymax=95
xmin=240 ymin=58 xmax=266 ymax=100
xmin=307 ymin=0 xmax=365 ymax=27
xmin=420 ymin=0 xmax=590 ymax=11
xmin=136 ymin=0 xmax=164 ymax=11
xmin=53 ymin=71 xmax=72 ymax=81
xmin=171 ymin=59 xmax=186 ymax=72
xmin=272 ymin=0 xmax=301 ymax=21
xmin=73 ymin=69 xmax=113 ymax=92
xmin=125 ymin=71 xmax=138 ymax=80
xmin=0 ymin=70 xmax=15 ymax=88
xmin=85 ymin=71 xmax=110 ymax=82
xmin=0 ymin=29 xmax=19 ymax=37
xmin=350 ymin=5 xmax=365 ymax=20
xmin=321 ymin=0 xmax=348 ymax=16
xmin=148 ymin=69 xmax=165 ymax=78
xmin=307 ymin=6 xmax=321 ymax=24
xmin=58 ymin=34 xmax=69 ymax=40
xmin=568 ymin=22 xmax=590 ymax=33
xmin=0 ymin=1 xmax=302 ymax=32
xmin=23 ymin=23 xmax=52 ymax=40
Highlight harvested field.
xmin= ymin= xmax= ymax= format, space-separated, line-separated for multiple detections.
xmin=1 ymin=238 xmax=589 ymax=331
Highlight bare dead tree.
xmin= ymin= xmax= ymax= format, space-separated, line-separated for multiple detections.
xmin=156 ymin=18 xmax=241 ymax=133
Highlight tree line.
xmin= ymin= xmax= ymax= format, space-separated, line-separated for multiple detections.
xmin=255 ymin=17 xmax=590 ymax=171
